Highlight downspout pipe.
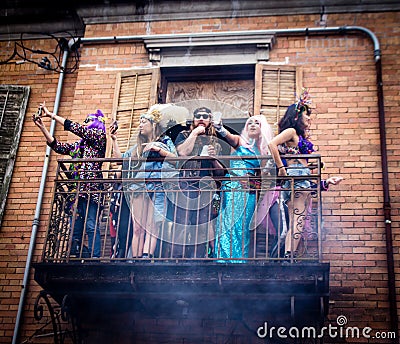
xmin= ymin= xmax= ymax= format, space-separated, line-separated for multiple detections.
xmin=12 ymin=49 xmax=69 ymax=344
xmin=375 ymin=55 xmax=398 ymax=343
xmin=289 ymin=27 xmax=396 ymax=341
xmin=81 ymin=28 xmax=397 ymax=337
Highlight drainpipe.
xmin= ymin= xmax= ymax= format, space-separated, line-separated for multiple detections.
xmin=12 ymin=49 xmax=69 ymax=344
xmin=375 ymin=54 xmax=398 ymax=343
xmin=279 ymin=27 xmax=398 ymax=341
xmin=14 ymin=26 xmax=396 ymax=342
xmin=81 ymin=28 xmax=397 ymax=338
xmin=274 ymin=27 xmax=397 ymax=341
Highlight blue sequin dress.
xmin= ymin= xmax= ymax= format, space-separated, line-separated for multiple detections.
xmin=214 ymin=146 xmax=261 ymax=263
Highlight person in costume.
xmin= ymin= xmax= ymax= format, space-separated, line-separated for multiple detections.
xmin=213 ymin=115 xmax=274 ymax=262
xmin=110 ymin=105 xmax=181 ymax=259
xmin=268 ymin=89 xmax=343 ymax=259
xmin=172 ymin=106 xmax=233 ymax=259
xmin=33 ymin=102 xmax=106 ymax=258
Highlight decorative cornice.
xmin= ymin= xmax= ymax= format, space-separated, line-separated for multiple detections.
xmin=143 ymin=32 xmax=275 ymax=66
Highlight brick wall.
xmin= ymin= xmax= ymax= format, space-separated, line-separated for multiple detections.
xmin=0 ymin=38 xmax=77 ymax=342
xmin=0 ymin=10 xmax=398 ymax=343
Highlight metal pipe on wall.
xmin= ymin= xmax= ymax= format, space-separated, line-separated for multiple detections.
xmin=12 ymin=49 xmax=69 ymax=344
xmin=375 ymin=57 xmax=398 ymax=343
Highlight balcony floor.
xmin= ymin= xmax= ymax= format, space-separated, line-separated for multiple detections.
xmin=34 ymin=261 xmax=329 ymax=327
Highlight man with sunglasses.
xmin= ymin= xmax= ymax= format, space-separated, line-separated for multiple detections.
xmin=172 ymin=107 xmax=228 ymax=259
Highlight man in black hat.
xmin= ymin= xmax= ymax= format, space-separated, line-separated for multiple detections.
xmin=171 ymin=107 xmax=231 ymax=259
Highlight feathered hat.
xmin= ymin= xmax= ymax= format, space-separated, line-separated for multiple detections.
xmin=143 ymin=103 xmax=189 ymax=129
xmin=295 ymin=88 xmax=312 ymax=113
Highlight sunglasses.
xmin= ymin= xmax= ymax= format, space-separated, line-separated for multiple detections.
xmin=83 ymin=117 xmax=95 ymax=124
xmin=194 ymin=113 xmax=210 ymax=120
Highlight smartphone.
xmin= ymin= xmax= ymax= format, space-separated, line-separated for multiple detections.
xmin=111 ymin=120 xmax=118 ymax=133
xmin=33 ymin=106 xmax=43 ymax=122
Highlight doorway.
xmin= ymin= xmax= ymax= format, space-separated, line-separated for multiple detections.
xmin=160 ymin=64 xmax=254 ymax=145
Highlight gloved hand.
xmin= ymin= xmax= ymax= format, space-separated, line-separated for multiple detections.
xmin=212 ymin=112 xmax=228 ymax=137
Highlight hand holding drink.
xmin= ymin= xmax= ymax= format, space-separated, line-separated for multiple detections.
xmin=212 ymin=112 xmax=222 ymax=128
xmin=212 ymin=112 xmax=228 ymax=137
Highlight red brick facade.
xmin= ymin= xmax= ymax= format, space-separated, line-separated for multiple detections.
xmin=0 ymin=9 xmax=399 ymax=344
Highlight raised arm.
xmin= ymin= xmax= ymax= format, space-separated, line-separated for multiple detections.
xmin=32 ymin=114 xmax=54 ymax=144
xmin=42 ymin=101 xmax=106 ymax=147
xmin=33 ymin=109 xmax=76 ymax=155
xmin=40 ymin=101 xmax=66 ymax=126
xmin=212 ymin=121 xmax=240 ymax=149
xmin=109 ymin=123 xmax=123 ymax=158
xmin=176 ymin=126 xmax=205 ymax=156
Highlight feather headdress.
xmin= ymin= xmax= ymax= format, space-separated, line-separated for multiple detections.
xmin=295 ymin=88 xmax=312 ymax=113
xmin=145 ymin=103 xmax=189 ymax=129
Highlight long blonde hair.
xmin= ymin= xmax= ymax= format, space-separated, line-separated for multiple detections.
xmin=135 ymin=119 xmax=163 ymax=157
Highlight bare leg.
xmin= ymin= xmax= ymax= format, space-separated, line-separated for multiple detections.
xmin=131 ymin=192 xmax=158 ymax=257
xmin=285 ymin=191 xmax=310 ymax=255
xmin=143 ymin=229 xmax=158 ymax=256
xmin=130 ymin=194 xmax=150 ymax=257
xmin=131 ymin=221 xmax=145 ymax=257
xmin=142 ymin=205 xmax=157 ymax=257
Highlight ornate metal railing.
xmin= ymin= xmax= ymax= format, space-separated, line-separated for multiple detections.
xmin=42 ymin=155 xmax=323 ymax=263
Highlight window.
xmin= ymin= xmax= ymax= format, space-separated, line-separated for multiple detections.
xmin=110 ymin=68 xmax=159 ymax=153
xmin=111 ymin=64 xmax=300 ymax=149
xmin=0 ymin=85 xmax=30 ymax=229
xmin=254 ymin=64 xmax=301 ymax=133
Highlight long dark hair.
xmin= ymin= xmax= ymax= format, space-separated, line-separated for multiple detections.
xmin=278 ymin=103 xmax=311 ymax=137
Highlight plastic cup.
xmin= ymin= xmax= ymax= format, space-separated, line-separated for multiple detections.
xmin=212 ymin=112 xmax=222 ymax=125
xmin=200 ymin=145 xmax=209 ymax=156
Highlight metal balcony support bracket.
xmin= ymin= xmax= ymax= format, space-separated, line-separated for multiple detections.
xmin=218 ymin=271 xmax=223 ymax=291
xmin=32 ymin=291 xmax=81 ymax=344
xmin=291 ymin=295 xmax=295 ymax=321
xmin=130 ymin=271 xmax=136 ymax=291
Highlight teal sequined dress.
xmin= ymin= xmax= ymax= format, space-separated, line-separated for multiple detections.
xmin=214 ymin=146 xmax=261 ymax=263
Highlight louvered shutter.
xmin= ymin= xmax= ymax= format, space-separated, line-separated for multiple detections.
xmin=0 ymin=85 xmax=30 ymax=229
xmin=111 ymin=68 xmax=160 ymax=153
xmin=254 ymin=65 xmax=301 ymax=133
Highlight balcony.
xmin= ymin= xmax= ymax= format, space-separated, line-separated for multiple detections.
xmin=33 ymin=155 xmax=329 ymax=343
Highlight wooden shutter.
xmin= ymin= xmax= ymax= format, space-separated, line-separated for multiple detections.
xmin=254 ymin=65 xmax=302 ymax=134
xmin=110 ymin=68 xmax=160 ymax=154
xmin=0 ymin=85 xmax=30 ymax=229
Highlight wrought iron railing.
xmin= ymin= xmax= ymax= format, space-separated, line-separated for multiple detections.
xmin=42 ymin=155 xmax=323 ymax=263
